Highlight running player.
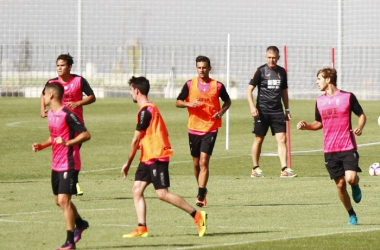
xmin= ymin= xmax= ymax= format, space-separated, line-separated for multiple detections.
xmin=32 ymin=83 xmax=91 ymax=249
xmin=121 ymin=76 xmax=207 ymax=238
xmin=247 ymin=46 xmax=296 ymax=178
xmin=175 ymin=55 xmax=231 ymax=207
xmin=297 ymin=67 xmax=366 ymax=225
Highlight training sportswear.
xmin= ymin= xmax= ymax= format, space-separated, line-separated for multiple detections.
xmin=315 ymin=90 xmax=364 ymax=153
xmin=48 ymin=107 xmax=87 ymax=172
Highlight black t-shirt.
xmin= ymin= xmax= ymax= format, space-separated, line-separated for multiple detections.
xmin=136 ymin=107 xmax=152 ymax=131
xmin=249 ymin=64 xmax=288 ymax=113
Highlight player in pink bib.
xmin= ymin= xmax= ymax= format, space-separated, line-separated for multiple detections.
xmin=33 ymin=83 xmax=91 ymax=249
xmin=297 ymin=67 xmax=366 ymax=226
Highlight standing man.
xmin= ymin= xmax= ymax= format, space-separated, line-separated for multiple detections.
xmin=176 ymin=55 xmax=231 ymax=207
xmin=40 ymin=53 xmax=96 ymax=123
xmin=297 ymin=67 xmax=365 ymax=225
xmin=40 ymin=53 xmax=96 ymax=196
xmin=32 ymin=83 xmax=91 ymax=249
xmin=121 ymin=76 xmax=207 ymax=238
xmin=247 ymin=46 xmax=296 ymax=178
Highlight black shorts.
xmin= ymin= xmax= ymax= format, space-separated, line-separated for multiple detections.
xmin=135 ymin=161 xmax=170 ymax=190
xmin=253 ymin=112 xmax=286 ymax=136
xmin=51 ymin=170 xmax=79 ymax=195
xmin=188 ymin=132 xmax=218 ymax=157
xmin=324 ymin=150 xmax=362 ymax=180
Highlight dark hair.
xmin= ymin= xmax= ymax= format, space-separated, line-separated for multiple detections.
xmin=128 ymin=76 xmax=150 ymax=96
xmin=45 ymin=82 xmax=64 ymax=100
xmin=317 ymin=67 xmax=337 ymax=85
xmin=266 ymin=46 xmax=280 ymax=55
xmin=56 ymin=53 xmax=74 ymax=66
xmin=195 ymin=55 xmax=211 ymax=67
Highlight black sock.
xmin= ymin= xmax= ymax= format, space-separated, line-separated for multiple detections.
xmin=190 ymin=209 xmax=197 ymax=218
xmin=253 ymin=166 xmax=260 ymax=170
xmin=348 ymin=208 xmax=356 ymax=216
xmin=138 ymin=223 xmax=146 ymax=227
xmin=198 ymin=187 xmax=207 ymax=200
xmin=75 ymin=216 xmax=84 ymax=228
xmin=281 ymin=166 xmax=288 ymax=171
xmin=66 ymin=230 xmax=75 ymax=244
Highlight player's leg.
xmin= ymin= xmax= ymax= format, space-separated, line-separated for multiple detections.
xmin=196 ymin=132 xmax=217 ymax=207
xmin=123 ymin=163 xmax=150 ymax=238
xmin=54 ymin=170 xmax=79 ymax=249
xmin=346 ymin=170 xmax=361 ymax=203
xmin=152 ymin=161 xmax=207 ymax=237
xmin=57 ymin=194 xmax=75 ymax=230
xmin=252 ymin=135 xmax=264 ymax=166
xmin=131 ymin=180 xmax=149 ymax=224
xmin=251 ymin=114 xmax=268 ymax=177
xmin=198 ymin=152 xmax=210 ymax=189
xmin=192 ymin=156 xmax=200 ymax=184
xmin=334 ymin=176 xmax=352 ymax=210
xmin=189 ymin=133 xmax=202 ymax=183
xmin=327 ymin=154 xmax=358 ymax=225
xmin=343 ymin=150 xmax=362 ymax=203
xmin=275 ymin=132 xmax=287 ymax=167
xmin=334 ymin=176 xmax=357 ymax=225
xmin=56 ymin=193 xmax=76 ymax=249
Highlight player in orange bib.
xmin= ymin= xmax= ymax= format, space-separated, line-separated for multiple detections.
xmin=176 ymin=55 xmax=231 ymax=207
xmin=121 ymin=76 xmax=207 ymax=238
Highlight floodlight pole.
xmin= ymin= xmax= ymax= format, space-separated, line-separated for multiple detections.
xmin=225 ymin=33 xmax=230 ymax=150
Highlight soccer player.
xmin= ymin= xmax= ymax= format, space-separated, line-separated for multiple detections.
xmin=40 ymin=53 xmax=96 ymax=123
xmin=40 ymin=53 xmax=96 ymax=197
xmin=175 ymin=55 xmax=231 ymax=207
xmin=247 ymin=46 xmax=296 ymax=178
xmin=121 ymin=76 xmax=207 ymax=238
xmin=297 ymin=67 xmax=366 ymax=225
xmin=32 ymin=83 xmax=91 ymax=249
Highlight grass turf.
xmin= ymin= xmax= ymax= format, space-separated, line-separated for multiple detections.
xmin=1 ymin=98 xmax=380 ymax=249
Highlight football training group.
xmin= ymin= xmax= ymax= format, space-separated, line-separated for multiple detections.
xmin=32 ymin=45 xmax=366 ymax=249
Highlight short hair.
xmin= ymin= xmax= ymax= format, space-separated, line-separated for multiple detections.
xmin=195 ymin=55 xmax=211 ymax=67
xmin=45 ymin=82 xmax=64 ymax=100
xmin=266 ymin=46 xmax=280 ymax=55
xmin=56 ymin=53 xmax=74 ymax=66
xmin=128 ymin=76 xmax=150 ymax=96
xmin=317 ymin=67 xmax=337 ymax=85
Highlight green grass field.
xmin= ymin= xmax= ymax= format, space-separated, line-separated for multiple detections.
xmin=1 ymin=97 xmax=380 ymax=250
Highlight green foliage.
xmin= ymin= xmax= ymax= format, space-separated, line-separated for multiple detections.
xmin=1 ymin=98 xmax=380 ymax=249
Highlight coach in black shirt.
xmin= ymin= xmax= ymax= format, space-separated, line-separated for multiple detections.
xmin=246 ymin=46 xmax=297 ymax=178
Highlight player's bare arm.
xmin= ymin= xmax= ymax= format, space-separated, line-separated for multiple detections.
xmin=121 ymin=130 xmax=142 ymax=180
xmin=175 ymin=99 xmax=202 ymax=108
xmin=32 ymin=137 xmax=52 ymax=152
xmin=282 ymin=89 xmax=291 ymax=120
xmin=66 ymin=95 xmax=96 ymax=109
xmin=39 ymin=93 xmax=48 ymax=118
xmin=297 ymin=120 xmax=322 ymax=131
xmin=246 ymin=85 xmax=259 ymax=117
xmin=212 ymin=99 xmax=231 ymax=120
xmin=54 ymin=131 xmax=91 ymax=147
xmin=352 ymin=113 xmax=366 ymax=136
